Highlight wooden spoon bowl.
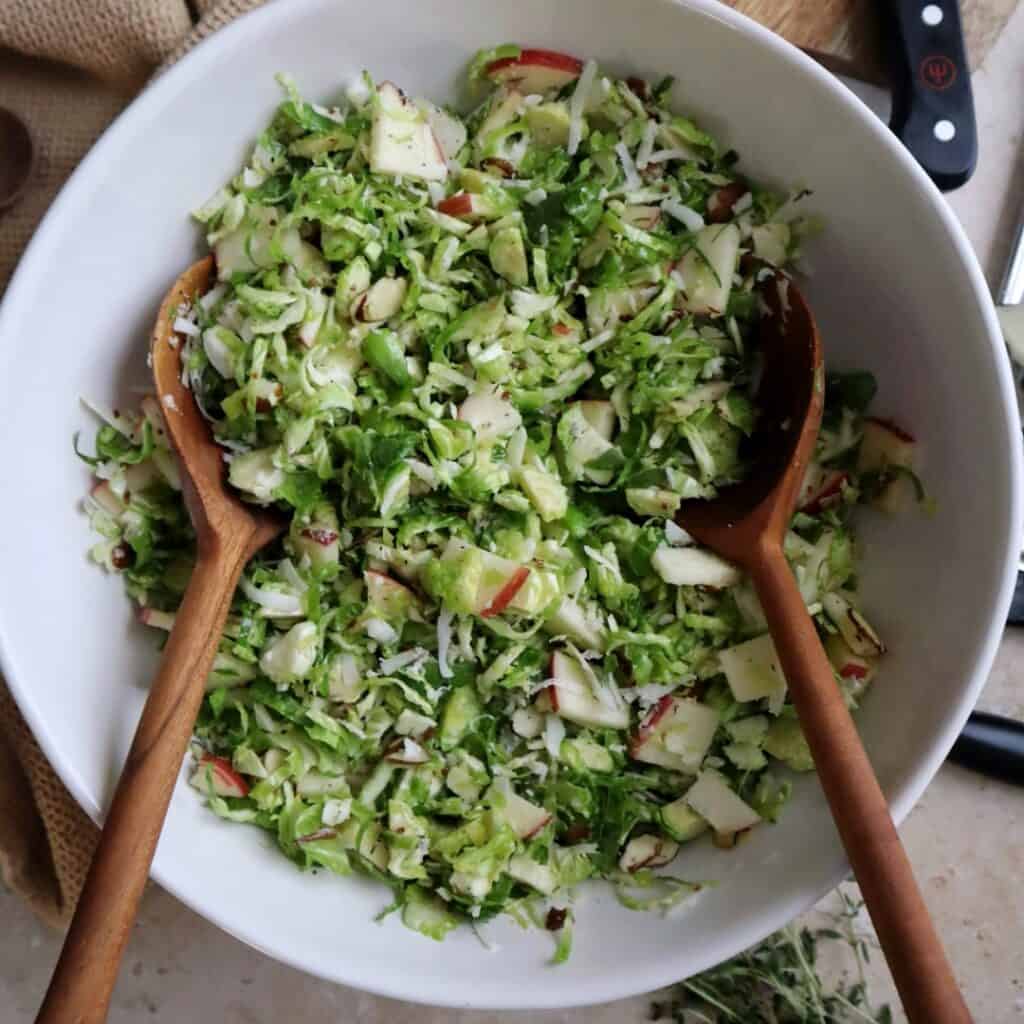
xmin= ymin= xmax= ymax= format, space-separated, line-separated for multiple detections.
xmin=677 ymin=278 xmax=971 ymax=1023
xmin=36 ymin=258 xmax=283 ymax=1024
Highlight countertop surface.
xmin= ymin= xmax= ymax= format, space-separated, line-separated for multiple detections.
xmin=4 ymin=8 xmax=1024 ymax=1021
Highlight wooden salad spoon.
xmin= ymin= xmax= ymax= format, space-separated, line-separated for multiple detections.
xmin=676 ymin=280 xmax=971 ymax=1023
xmin=37 ymin=257 xmax=283 ymax=1024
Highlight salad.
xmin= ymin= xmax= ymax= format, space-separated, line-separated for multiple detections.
xmin=79 ymin=45 xmax=920 ymax=954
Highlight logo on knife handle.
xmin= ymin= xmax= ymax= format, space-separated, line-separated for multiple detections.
xmin=919 ymin=55 xmax=957 ymax=91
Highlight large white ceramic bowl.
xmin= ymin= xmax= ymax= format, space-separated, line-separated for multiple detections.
xmin=0 ymin=0 xmax=1020 ymax=1009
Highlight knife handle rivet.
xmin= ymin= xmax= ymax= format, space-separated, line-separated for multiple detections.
xmin=933 ymin=119 xmax=956 ymax=142
xmin=921 ymin=4 xmax=943 ymax=27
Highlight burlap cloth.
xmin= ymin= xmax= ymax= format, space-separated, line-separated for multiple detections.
xmin=0 ymin=0 xmax=266 ymax=928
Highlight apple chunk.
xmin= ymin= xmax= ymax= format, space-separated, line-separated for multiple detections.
xmin=189 ymin=754 xmax=249 ymax=798
xmin=441 ymin=538 xmax=532 ymax=617
xmin=485 ymin=48 xmax=583 ymax=95
xmin=629 ymin=696 xmax=719 ymax=773
xmin=370 ymin=81 xmax=447 ymax=182
xmin=437 ymin=191 xmax=499 ymax=222
xmin=684 ymin=769 xmax=761 ymax=837
xmin=857 ymin=417 xmax=918 ymax=512
xmin=545 ymin=650 xmax=629 ymax=729
xmin=718 ymin=633 xmax=787 ymax=713
xmin=651 ymin=544 xmax=741 ymax=588
xmin=798 ymin=463 xmax=848 ymax=515
xmin=619 ymin=834 xmax=679 ymax=872
xmin=489 ymin=779 xmax=551 ymax=839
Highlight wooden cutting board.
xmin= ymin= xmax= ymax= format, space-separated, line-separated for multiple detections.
xmin=727 ymin=0 xmax=1020 ymax=83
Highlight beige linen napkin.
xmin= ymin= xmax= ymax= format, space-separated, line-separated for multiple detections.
xmin=0 ymin=0 xmax=265 ymax=927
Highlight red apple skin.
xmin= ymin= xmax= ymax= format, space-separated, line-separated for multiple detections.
xmin=199 ymin=754 xmax=249 ymax=798
xmin=522 ymin=812 xmax=553 ymax=841
xmin=801 ymin=471 xmax=848 ymax=515
xmin=480 ymin=566 xmax=530 ymax=618
xmin=301 ymin=527 xmax=339 ymax=546
xmin=628 ymin=695 xmax=674 ymax=757
xmin=865 ymin=416 xmax=915 ymax=443
xmin=839 ymin=662 xmax=869 ymax=680
xmin=437 ymin=192 xmax=475 ymax=217
xmin=552 ymin=324 xmax=573 ymax=337
xmin=485 ymin=48 xmax=583 ymax=82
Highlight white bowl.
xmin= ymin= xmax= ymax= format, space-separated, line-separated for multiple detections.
xmin=0 ymin=0 xmax=1020 ymax=1009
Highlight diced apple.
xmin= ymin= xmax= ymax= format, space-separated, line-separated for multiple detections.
xmin=825 ymin=633 xmax=878 ymax=699
xmin=619 ymin=834 xmax=680 ymax=872
xmin=507 ymin=853 xmax=557 ymax=894
xmin=546 ymin=650 xmax=629 ymax=729
xmin=543 ymin=597 xmax=605 ymax=652
xmin=489 ymin=779 xmax=551 ymax=839
xmin=364 ymin=570 xmax=415 ymax=620
xmin=436 ymin=191 xmax=498 ymax=222
xmin=822 ymin=592 xmax=885 ymax=657
xmin=481 ymin=566 xmax=530 ymax=618
xmin=577 ymin=400 xmax=616 ymax=440
xmin=677 ymin=223 xmax=741 ymax=315
xmin=189 ymin=754 xmax=249 ymax=798
xmin=353 ymin=276 xmax=407 ymax=322
xmin=858 ymin=417 xmax=916 ymax=471
xmin=370 ymin=82 xmax=447 ymax=182
xmin=441 ymin=538 xmax=532 ymax=617
xmin=512 ymin=707 xmax=545 ymax=739
xmin=297 ymin=525 xmax=340 ymax=567
xmin=798 ymin=462 xmax=848 ymax=515
xmin=684 ymin=769 xmax=761 ymax=837
xmin=484 ymin=48 xmax=583 ymax=95
xmin=458 ymin=389 xmax=522 ymax=444
xmin=629 ymin=696 xmax=719 ymax=773
xmin=718 ymin=633 xmax=787 ymax=713
xmin=857 ymin=417 xmax=917 ymax=513
xmin=417 ymin=100 xmax=467 ymax=160
xmin=384 ymin=737 xmax=430 ymax=765
xmin=651 ymin=544 xmax=741 ymax=588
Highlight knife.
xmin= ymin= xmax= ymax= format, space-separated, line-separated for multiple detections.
xmin=883 ymin=0 xmax=978 ymax=190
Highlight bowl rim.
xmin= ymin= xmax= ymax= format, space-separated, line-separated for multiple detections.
xmin=1 ymin=0 xmax=1021 ymax=1008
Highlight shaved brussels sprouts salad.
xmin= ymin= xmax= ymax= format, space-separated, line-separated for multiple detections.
xmin=79 ymin=45 xmax=920 ymax=954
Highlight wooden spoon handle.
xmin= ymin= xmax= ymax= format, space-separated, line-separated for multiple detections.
xmin=749 ymin=541 xmax=972 ymax=1024
xmin=36 ymin=531 xmax=254 ymax=1024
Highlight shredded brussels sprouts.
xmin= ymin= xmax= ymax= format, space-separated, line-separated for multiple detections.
xmin=79 ymin=45 xmax=918 ymax=958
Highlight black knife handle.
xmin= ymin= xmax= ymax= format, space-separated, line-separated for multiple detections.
xmin=884 ymin=0 xmax=978 ymax=191
xmin=948 ymin=711 xmax=1024 ymax=785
